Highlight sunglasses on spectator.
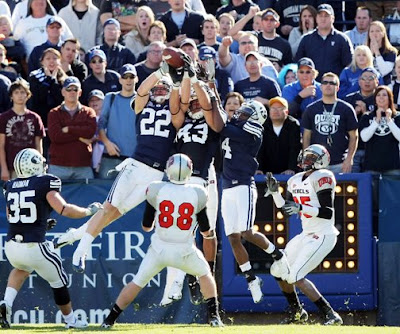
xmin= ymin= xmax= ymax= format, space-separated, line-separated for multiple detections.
xmin=246 ymin=60 xmax=259 ymax=65
xmin=122 ymin=74 xmax=136 ymax=80
xmin=90 ymin=59 xmax=104 ymax=64
xmin=65 ymin=87 xmax=79 ymax=92
xmin=321 ymin=80 xmax=337 ymax=86
xmin=360 ymin=76 xmax=376 ymax=81
xmin=298 ymin=70 xmax=312 ymax=74
xmin=240 ymin=41 xmax=255 ymax=45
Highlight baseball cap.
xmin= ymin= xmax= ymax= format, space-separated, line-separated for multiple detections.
xmin=103 ymin=18 xmax=121 ymax=30
xmin=269 ymin=96 xmax=288 ymax=110
xmin=63 ymin=76 xmax=81 ymax=89
xmin=180 ymin=38 xmax=197 ymax=49
xmin=261 ymin=9 xmax=279 ymax=21
xmin=88 ymin=89 xmax=105 ymax=101
xmin=199 ymin=46 xmax=217 ymax=60
xmin=89 ymin=49 xmax=107 ymax=62
xmin=318 ymin=4 xmax=334 ymax=16
xmin=46 ymin=17 xmax=62 ymax=27
xmin=297 ymin=57 xmax=315 ymax=69
xmin=119 ymin=64 xmax=137 ymax=76
xmin=245 ymin=51 xmax=262 ymax=61
xmin=361 ymin=67 xmax=379 ymax=77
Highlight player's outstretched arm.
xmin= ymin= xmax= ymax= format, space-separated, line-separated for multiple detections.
xmin=46 ymin=191 xmax=103 ymax=219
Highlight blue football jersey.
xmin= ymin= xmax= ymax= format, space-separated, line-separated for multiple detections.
xmin=133 ymin=100 xmax=176 ymax=170
xmin=221 ymin=119 xmax=263 ymax=188
xmin=175 ymin=117 xmax=220 ymax=179
xmin=3 ymin=174 xmax=62 ymax=242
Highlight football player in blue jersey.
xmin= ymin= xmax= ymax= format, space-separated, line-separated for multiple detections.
xmin=0 ymin=148 xmax=102 ymax=329
xmin=160 ymin=56 xmax=228 ymax=306
xmin=53 ymin=62 xmax=181 ymax=273
xmin=220 ymin=100 xmax=291 ymax=304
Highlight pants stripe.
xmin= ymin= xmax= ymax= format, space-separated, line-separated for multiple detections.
xmin=39 ymin=243 xmax=68 ymax=286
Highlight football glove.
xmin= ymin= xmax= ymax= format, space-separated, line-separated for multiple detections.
xmin=205 ymin=57 xmax=215 ymax=83
xmin=169 ymin=66 xmax=184 ymax=87
xmin=264 ymin=172 xmax=279 ymax=197
xmin=46 ymin=218 xmax=57 ymax=231
xmin=85 ymin=202 xmax=103 ymax=216
xmin=155 ymin=60 xmax=170 ymax=79
xmin=182 ymin=54 xmax=197 ymax=80
xmin=282 ymin=200 xmax=302 ymax=216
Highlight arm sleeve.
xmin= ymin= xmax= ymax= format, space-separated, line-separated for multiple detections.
xmin=375 ymin=56 xmax=395 ymax=77
xmin=197 ymin=208 xmax=210 ymax=232
xmin=316 ymin=189 xmax=334 ymax=219
xmin=142 ymin=201 xmax=156 ymax=228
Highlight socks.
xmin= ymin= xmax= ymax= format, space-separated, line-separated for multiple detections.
xmin=314 ymin=296 xmax=332 ymax=314
xmin=4 ymin=287 xmax=18 ymax=307
xmin=283 ymin=291 xmax=301 ymax=309
xmin=205 ymin=297 xmax=219 ymax=318
xmin=73 ymin=222 xmax=89 ymax=240
xmin=76 ymin=233 xmax=95 ymax=253
xmin=239 ymin=262 xmax=256 ymax=282
xmin=265 ymin=243 xmax=283 ymax=260
xmin=104 ymin=304 xmax=123 ymax=324
xmin=63 ymin=311 xmax=75 ymax=324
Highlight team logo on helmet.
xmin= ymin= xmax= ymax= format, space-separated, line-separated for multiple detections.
xmin=13 ymin=148 xmax=47 ymax=178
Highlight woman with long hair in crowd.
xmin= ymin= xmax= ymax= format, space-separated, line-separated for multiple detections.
xmin=339 ymin=45 xmax=383 ymax=99
xmin=124 ymin=6 xmax=155 ymax=60
xmin=359 ymin=85 xmax=400 ymax=174
xmin=288 ymin=5 xmax=317 ymax=57
xmin=28 ymin=48 xmax=66 ymax=128
xmin=366 ymin=20 xmax=398 ymax=85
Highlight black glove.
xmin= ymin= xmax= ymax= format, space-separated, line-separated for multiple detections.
xmin=282 ymin=200 xmax=302 ymax=216
xmin=169 ymin=66 xmax=184 ymax=86
xmin=46 ymin=218 xmax=57 ymax=231
xmin=182 ymin=54 xmax=196 ymax=79
xmin=196 ymin=63 xmax=209 ymax=82
xmin=264 ymin=172 xmax=279 ymax=197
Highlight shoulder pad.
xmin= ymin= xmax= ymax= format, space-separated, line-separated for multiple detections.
xmin=43 ymin=174 xmax=62 ymax=192
xmin=146 ymin=181 xmax=165 ymax=207
xmin=192 ymin=184 xmax=208 ymax=212
xmin=311 ymin=169 xmax=336 ymax=191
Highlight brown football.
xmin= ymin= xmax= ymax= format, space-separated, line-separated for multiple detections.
xmin=162 ymin=47 xmax=185 ymax=68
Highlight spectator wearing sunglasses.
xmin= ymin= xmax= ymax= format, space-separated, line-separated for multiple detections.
xmin=47 ymin=76 xmax=97 ymax=180
xmin=81 ymin=49 xmax=121 ymax=105
xmin=302 ymin=72 xmax=358 ymax=174
xmin=282 ymin=57 xmax=322 ymax=120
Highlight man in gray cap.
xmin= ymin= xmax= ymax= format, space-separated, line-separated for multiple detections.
xmin=295 ymin=4 xmax=353 ymax=82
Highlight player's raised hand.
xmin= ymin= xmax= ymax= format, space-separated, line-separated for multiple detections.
xmin=205 ymin=57 xmax=216 ymax=83
xmin=264 ymin=172 xmax=279 ymax=197
xmin=85 ymin=202 xmax=103 ymax=216
xmin=282 ymin=200 xmax=301 ymax=216
xmin=157 ymin=60 xmax=170 ymax=78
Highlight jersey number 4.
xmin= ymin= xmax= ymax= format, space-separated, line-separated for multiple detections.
xmin=7 ymin=190 xmax=37 ymax=224
xmin=158 ymin=200 xmax=194 ymax=230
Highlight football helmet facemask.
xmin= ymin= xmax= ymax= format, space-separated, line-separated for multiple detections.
xmin=14 ymin=148 xmax=47 ymax=178
xmin=188 ymin=89 xmax=204 ymax=120
xmin=298 ymin=144 xmax=330 ymax=171
xmin=165 ymin=153 xmax=193 ymax=184
xmin=233 ymin=100 xmax=267 ymax=125
xmin=150 ymin=77 xmax=172 ymax=104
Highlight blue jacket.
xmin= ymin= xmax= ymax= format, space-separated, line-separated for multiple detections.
xmin=282 ymin=80 xmax=322 ymax=119
xmin=296 ymin=28 xmax=353 ymax=81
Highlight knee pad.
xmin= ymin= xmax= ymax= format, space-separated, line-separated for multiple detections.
xmin=52 ymin=286 xmax=71 ymax=306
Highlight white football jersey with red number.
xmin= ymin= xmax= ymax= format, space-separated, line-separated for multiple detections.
xmin=146 ymin=181 xmax=208 ymax=244
xmin=287 ymin=169 xmax=339 ymax=235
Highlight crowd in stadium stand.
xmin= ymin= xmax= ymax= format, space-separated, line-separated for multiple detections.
xmin=1 ymin=0 xmax=400 ymax=181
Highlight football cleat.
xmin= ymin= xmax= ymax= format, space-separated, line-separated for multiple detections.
xmin=209 ymin=315 xmax=224 ymax=327
xmin=100 ymin=320 xmax=114 ymax=329
xmin=188 ymin=275 xmax=203 ymax=305
xmin=0 ymin=300 xmax=11 ymax=329
xmin=323 ymin=309 xmax=343 ymax=325
xmin=168 ymin=280 xmax=183 ymax=301
xmin=159 ymin=296 xmax=174 ymax=307
xmin=53 ymin=228 xmax=77 ymax=249
xmin=248 ymin=276 xmax=263 ymax=304
xmin=65 ymin=319 xmax=88 ymax=329
xmin=72 ymin=251 xmax=87 ymax=273
xmin=280 ymin=307 xmax=308 ymax=324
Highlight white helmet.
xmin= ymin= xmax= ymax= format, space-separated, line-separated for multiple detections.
xmin=150 ymin=77 xmax=172 ymax=104
xmin=14 ymin=148 xmax=47 ymax=178
xmin=165 ymin=153 xmax=193 ymax=184
xmin=188 ymin=89 xmax=204 ymax=120
xmin=298 ymin=144 xmax=330 ymax=171
xmin=233 ymin=100 xmax=267 ymax=125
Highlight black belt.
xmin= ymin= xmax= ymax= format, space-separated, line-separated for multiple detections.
xmin=103 ymin=153 xmax=130 ymax=160
xmin=135 ymin=156 xmax=165 ymax=172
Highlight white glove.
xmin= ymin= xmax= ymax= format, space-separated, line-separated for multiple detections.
xmin=155 ymin=60 xmax=169 ymax=79
xmin=85 ymin=202 xmax=103 ymax=216
xmin=205 ymin=57 xmax=215 ymax=83
xmin=264 ymin=172 xmax=279 ymax=197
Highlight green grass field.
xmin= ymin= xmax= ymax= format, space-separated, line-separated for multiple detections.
xmin=3 ymin=324 xmax=400 ymax=334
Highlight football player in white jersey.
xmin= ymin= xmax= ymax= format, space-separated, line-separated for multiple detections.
xmin=100 ymin=154 xmax=224 ymax=328
xmin=265 ymin=144 xmax=343 ymax=325
xmin=1 ymin=148 xmax=102 ymax=329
